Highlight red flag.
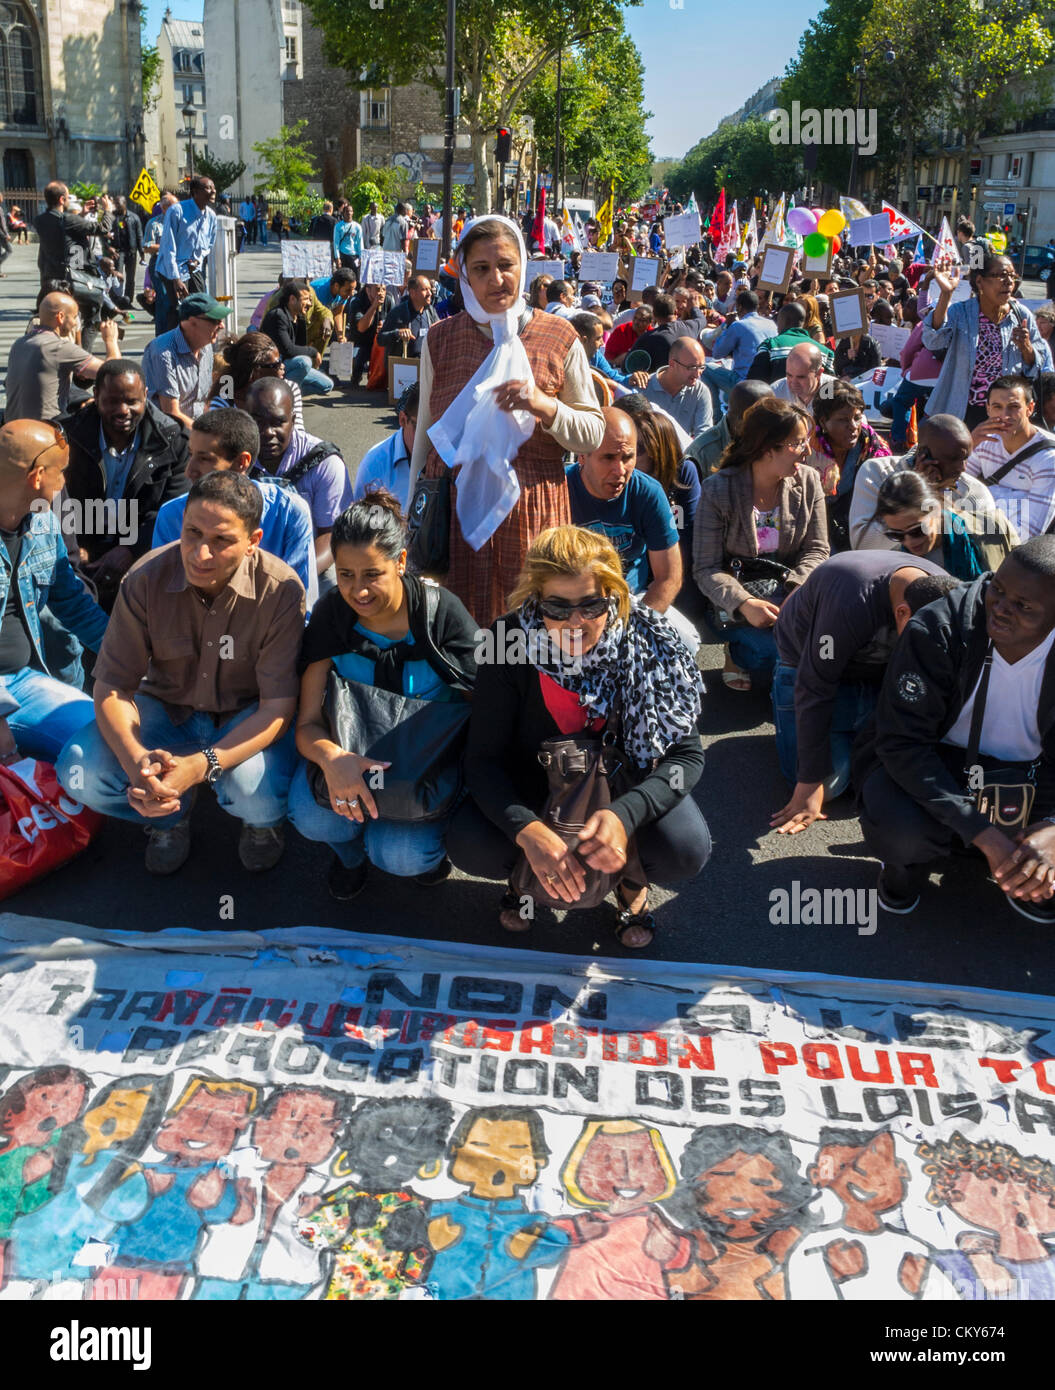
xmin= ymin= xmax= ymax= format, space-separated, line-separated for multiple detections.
xmin=532 ymin=187 xmax=547 ymax=254
xmin=708 ymin=188 xmax=726 ymax=244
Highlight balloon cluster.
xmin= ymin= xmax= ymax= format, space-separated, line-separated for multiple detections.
xmin=787 ymin=206 xmax=846 ymax=258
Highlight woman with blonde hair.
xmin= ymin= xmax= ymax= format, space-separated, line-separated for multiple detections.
xmin=447 ymin=524 xmax=709 ymax=948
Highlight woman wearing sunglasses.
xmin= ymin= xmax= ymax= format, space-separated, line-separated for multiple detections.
xmin=870 ymin=470 xmax=1016 ymax=581
xmin=447 ymin=525 xmax=709 ymax=949
xmin=208 ymin=331 xmax=305 ymax=428
xmin=923 ymin=253 xmax=1052 ymax=430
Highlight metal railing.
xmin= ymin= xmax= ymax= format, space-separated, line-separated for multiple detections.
xmin=1 ymin=188 xmax=44 ymax=232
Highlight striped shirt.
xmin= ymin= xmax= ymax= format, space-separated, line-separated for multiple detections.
xmin=966 ymin=428 xmax=1055 ymax=538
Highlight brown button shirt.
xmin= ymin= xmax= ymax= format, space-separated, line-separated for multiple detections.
xmin=94 ymin=541 xmax=305 ymax=722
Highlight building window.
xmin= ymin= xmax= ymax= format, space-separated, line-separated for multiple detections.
xmin=0 ymin=3 xmax=41 ymax=127
xmin=284 ymin=34 xmax=297 ymax=63
xmin=360 ymin=88 xmax=389 ymax=128
xmin=182 ymin=83 xmax=195 ymax=104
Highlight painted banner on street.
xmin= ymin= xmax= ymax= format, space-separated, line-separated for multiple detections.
xmin=1 ymin=917 xmax=1054 ymax=1301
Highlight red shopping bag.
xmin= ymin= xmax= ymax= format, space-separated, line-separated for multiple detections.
xmin=0 ymin=759 xmax=102 ymax=900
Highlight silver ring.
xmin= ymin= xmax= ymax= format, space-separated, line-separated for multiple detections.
xmin=349 ymin=798 xmax=360 ymax=808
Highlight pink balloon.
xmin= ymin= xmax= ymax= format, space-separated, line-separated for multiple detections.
xmin=787 ymin=206 xmax=818 ymax=236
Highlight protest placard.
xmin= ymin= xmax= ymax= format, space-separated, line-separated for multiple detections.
xmin=756 ymin=243 xmax=795 ymax=293
xmin=579 ymin=251 xmax=620 ymax=282
xmin=410 ymin=238 xmax=441 ymax=279
xmin=870 ymin=322 xmax=911 ymax=361
xmin=846 ymin=213 xmax=891 ymax=248
xmin=361 ymin=248 xmax=408 ymax=289
xmin=281 ymin=241 xmax=333 ymax=280
xmin=524 ymin=259 xmax=565 ymax=288
xmin=628 ymin=257 xmax=660 ymax=300
xmin=831 ymin=287 xmax=867 ymax=339
xmin=663 ymin=210 xmax=701 ymax=249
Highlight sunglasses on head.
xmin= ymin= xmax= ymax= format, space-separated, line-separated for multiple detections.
xmin=882 ymin=522 xmax=928 ymax=542
xmin=27 ymin=421 xmax=68 ymax=471
xmin=537 ymin=594 xmax=609 ymax=621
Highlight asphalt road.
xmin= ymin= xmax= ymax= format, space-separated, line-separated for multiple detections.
xmin=2 ymin=241 xmax=1053 ymax=1000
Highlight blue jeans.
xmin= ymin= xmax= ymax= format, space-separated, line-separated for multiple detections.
xmin=0 ymin=669 xmax=95 ymax=762
xmin=702 ymin=362 xmax=740 ymax=416
xmin=56 ymin=695 xmax=297 ymax=829
xmin=889 ymin=378 xmax=933 ymax=450
xmin=283 ymin=354 xmax=334 ymax=395
xmin=257 ymin=217 xmax=269 ymax=246
xmin=701 ymin=609 xmax=779 ymax=683
xmin=771 ymin=661 xmax=878 ymax=796
xmin=288 ymin=761 xmax=449 ymax=875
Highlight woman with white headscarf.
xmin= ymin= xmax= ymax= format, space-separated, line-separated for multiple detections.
xmin=407 ymin=214 xmax=605 ymax=626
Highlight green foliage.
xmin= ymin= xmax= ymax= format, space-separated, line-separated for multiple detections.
xmin=70 ymin=181 xmax=101 ymax=201
xmin=300 ymin=0 xmax=638 ymax=209
xmin=140 ymin=12 xmax=162 ymax=112
xmin=344 ymin=178 xmax=390 ymax=220
xmin=522 ymin=25 xmax=652 ymax=202
xmin=251 ymin=120 xmax=318 ymax=198
xmin=779 ymin=0 xmax=874 ymax=190
xmin=194 ymin=149 xmax=247 ymax=194
xmin=289 ymin=192 xmax=327 ymax=231
xmin=666 ymin=119 xmax=801 ymax=206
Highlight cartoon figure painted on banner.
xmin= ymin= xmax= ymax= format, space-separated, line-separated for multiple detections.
xmin=0 ymin=1066 xmax=91 ymax=1289
xmin=6 ymin=1074 xmax=171 ymax=1297
xmin=651 ymin=1124 xmax=812 ymax=1300
xmin=299 ymin=1096 xmax=453 ymax=1300
xmin=90 ymin=1077 xmax=258 ymax=1300
xmin=194 ymin=1085 xmax=345 ymax=1301
xmin=427 ymin=1105 xmax=570 ymax=1300
xmin=786 ymin=1128 xmax=954 ymax=1300
xmin=919 ymin=1133 xmax=1055 ymax=1300
xmin=549 ymin=1120 xmax=678 ymax=1300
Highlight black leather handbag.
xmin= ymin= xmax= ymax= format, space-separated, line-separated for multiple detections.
xmin=310 ymin=675 xmax=469 ymax=822
xmin=706 ymin=556 xmax=791 ymax=634
xmin=963 ymin=643 xmax=1037 ymax=833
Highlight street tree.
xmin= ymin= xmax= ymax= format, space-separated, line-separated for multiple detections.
xmin=194 ymin=149 xmax=248 ymax=194
xmin=252 ymin=120 xmax=318 ymax=198
xmin=300 ymin=0 xmax=639 ymax=211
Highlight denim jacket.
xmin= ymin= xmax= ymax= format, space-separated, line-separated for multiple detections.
xmin=0 ymin=507 xmax=108 ymax=718
xmin=922 ymin=297 xmax=1053 ymax=419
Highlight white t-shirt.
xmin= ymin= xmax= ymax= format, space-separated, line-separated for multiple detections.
xmin=786 ymin=1225 xmax=954 ymax=1301
xmin=965 ymin=429 xmax=1055 ymax=539
xmin=944 ymin=626 xmax=1055 ymax=763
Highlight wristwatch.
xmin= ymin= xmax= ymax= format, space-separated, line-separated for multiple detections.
xmin=202 ymin=747 xmax=223 ymax=786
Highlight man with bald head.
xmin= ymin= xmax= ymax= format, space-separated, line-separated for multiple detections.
xmin=849 ymin=413 xmax=1009 ymax=551
xmin=747 ymin=304 xmax=834 ymax=386
xmin=246 ymin=378 xmax=350 ymax=579
xmin=642 ymin=336 xmax=713 ymax=439
xmin=566 ymin=406 xmax=682 ymax=612
xmin=773 ymin=342 xmax=831 ymax=412
xmin=770 ymin=553 xmax=956 ymax=834
xmin=0 ymin=420 xmax=108 ymax=764
xmin=5 ymin=293 xmax=119 ymax=422
xmin=687 ymin=379 xmax=773 ymax=477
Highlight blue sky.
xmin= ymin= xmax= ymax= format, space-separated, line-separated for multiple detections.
xmin=144 ymin=0 xmax=824 ymax=160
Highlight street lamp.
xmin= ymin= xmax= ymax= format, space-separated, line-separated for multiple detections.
xmin=847 ymin=41 xmax=895 ymax=200
xmin=182 ymin=100 xmax=197 ymax=182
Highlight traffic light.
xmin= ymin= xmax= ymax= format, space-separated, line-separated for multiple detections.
xmin=495 ymin=127 xmax=512 ymax=163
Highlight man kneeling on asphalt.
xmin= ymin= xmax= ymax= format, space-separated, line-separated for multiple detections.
xmin=856 ymin=536 xmax=1055 ymax=920
xmin=770 ymin=551 xmax=956 ymax=834
xmin=57 ymin=471 xmax=305 ymax=875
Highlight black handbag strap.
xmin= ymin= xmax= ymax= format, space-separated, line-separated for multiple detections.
xmin=964 ymin=642 xmax=994 ymax=774
xmin=982 ymin=435 xmax=1050 ymax=488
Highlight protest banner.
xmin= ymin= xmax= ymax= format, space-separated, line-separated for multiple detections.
xmin=663 ymin=211 xmax=701 ymax=249
xmin=4 ymin=916 xmax=1052 ymax=1302
xmin=361 ymin=248 xmax=409 ymax=289
xmin=579 ymin=251 xmax=620 ymax=282
xmin=410 ymin=238 xmax=442 ymax=279
xmin=524 ymin=259 xmax=565 ymax=288
xmin=628 ymin=257 xmax=660 ymax=301
xmin=129 ymin=168 xmax=162 ymax=217
xmin=281 ymin=241 xmax=333 ymax=281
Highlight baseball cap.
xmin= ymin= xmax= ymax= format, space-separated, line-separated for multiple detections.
xmin=179 ymin=292 xmax=232 ymax=323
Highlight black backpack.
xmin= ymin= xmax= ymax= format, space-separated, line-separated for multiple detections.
xmin=254 ymin=440 xmax=343 ymax=490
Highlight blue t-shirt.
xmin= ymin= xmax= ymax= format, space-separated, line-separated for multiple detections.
xmin=333 ymin=626 xmax=456 ymax=702
xmin=565 ymin=464 xmax=679 ymax=594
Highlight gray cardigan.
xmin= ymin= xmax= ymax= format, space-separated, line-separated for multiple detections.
xmin=921 ymin=297 xmax=1052 ymax=419
xmin=692 ymin=461 xmax=830 ymax=612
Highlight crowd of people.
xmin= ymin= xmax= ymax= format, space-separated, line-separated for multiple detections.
xmin=3 ymin=177 xmax=1055 ymax=949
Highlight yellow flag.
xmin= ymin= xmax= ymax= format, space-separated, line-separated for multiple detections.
xmin=129 ymin=167 xmax=162 ymax=215
xmin=596 ymin=194 xmax=613 ymax=247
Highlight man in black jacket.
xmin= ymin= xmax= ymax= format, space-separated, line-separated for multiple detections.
xmin=377 ymin=275 xmax=437 ymax=363
xmin=35 ymin=182 xmax=98 ymax=287
xmin=113 ymin=197 xmax=144 ymax=303
xmin=62 ymin=359 xmax=188 ymax=607
xmin=771 ymin=554 xmax=956 ymax=835
xmin=858 ymin=536 xmax=1055 ymax=921
xmin=260 ymin=281 xmax=333 ymax=395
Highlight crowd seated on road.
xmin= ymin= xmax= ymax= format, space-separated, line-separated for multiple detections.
xmin=3 ymin=183 xmax=1055 ymax=947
